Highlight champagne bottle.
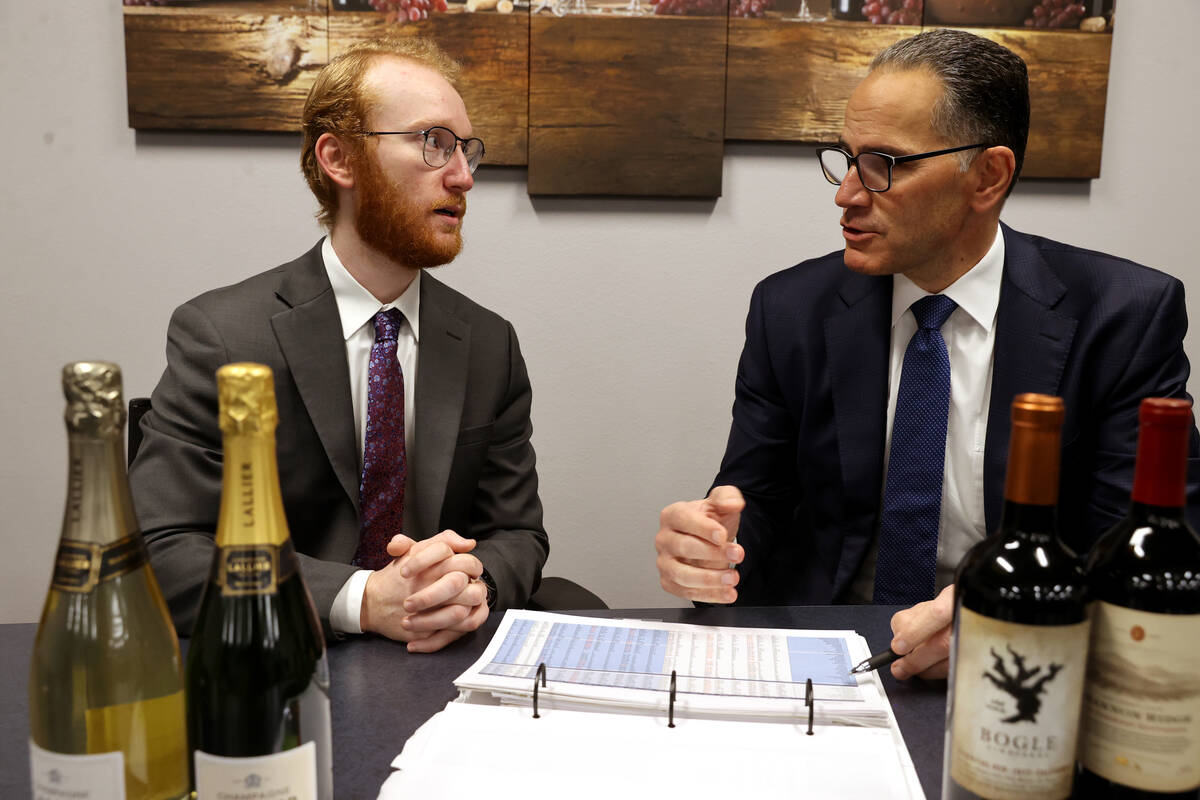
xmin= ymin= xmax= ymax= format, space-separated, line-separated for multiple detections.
xmin=29 ymin=362 xmax=189 ymax=800
xmin=186 ymin=362 xmax=333 ymax=800
xmin=943 ymin=393 xmax=1090 ymax=800
xmin=1076 ymin=398 xmax=1200 ymax=798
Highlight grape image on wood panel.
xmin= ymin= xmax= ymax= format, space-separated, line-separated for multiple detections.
xmin=983 ymin=645 xmax=1063 ymax=723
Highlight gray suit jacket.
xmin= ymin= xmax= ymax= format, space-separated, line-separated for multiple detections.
xmin=130 ymin=242 xmax=548 ymax=638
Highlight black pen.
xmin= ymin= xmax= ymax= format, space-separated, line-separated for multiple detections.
xmin=849 ymin=647 xmax=903 ymax=675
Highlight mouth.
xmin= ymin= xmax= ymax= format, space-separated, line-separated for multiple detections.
xmin=433 ymin=206 xmax=461 ymax=220
xmin=840 ymin=220 xmax=876 ymax=243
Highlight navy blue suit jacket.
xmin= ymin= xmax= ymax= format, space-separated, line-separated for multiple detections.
xmin=715 ymin=223 xmax=1200 ymax=606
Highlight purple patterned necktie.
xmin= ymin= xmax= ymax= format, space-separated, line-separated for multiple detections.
xmin=874 ymin=294 xmax=957 ymax=605
xmin=353 ymin=308 xmax=407 ymax=570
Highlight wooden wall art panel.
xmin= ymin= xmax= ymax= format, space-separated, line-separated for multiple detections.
xmin=725 ymin=20 xmax=1113 ymax=178
xmin=122 ymin=1 xmax=1117 ymax=195
xmin=970 ymin=27 xmax=1113 ymax=178
xmin=125 ymin=2 xmax=328 ymax=131
xmin=328 ymin=12 xmax=530 ymax=166
xmin=725 ymin=22 xmax=917 ymax=143
xmin=527 ymin=15 xmax=727 ymax=197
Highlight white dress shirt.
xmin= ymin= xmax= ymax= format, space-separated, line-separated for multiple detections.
xmin=848 ymin=226 xmax=1005 ymax=603
xmin=322 ymin=236 xmax=422 ymax=634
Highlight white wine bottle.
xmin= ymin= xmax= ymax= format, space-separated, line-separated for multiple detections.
xmin=29 ymin=362 xmax=189 ymax=800
xmin=186 ymin=362 xmax=333 ymax=800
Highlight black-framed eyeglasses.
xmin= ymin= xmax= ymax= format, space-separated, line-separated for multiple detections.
xmin=362 ymin=126 xmax=486 ymax=173
xmin=816 ymin=143 xmax=988 ymax=192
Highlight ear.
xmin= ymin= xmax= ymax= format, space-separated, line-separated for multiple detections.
xmin=314 ymin=132 xmax=358 ymax=191
xmin=970 ymin=145 xmax=1017 ymax=213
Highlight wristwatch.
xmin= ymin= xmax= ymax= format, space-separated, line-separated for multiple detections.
xmin=479 ymin=570 xmax=497 ymax=609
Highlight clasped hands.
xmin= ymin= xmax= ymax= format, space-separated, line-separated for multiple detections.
xmin=656 ymin=484 xmax=954 ymax=680
xmin=360 ymin=530 xmax=489 ymax=653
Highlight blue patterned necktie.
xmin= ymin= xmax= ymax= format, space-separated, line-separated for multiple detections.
xmin=353 ymin=308 xmax=407 ymax=571
xmin=873 ymin=294 xmax=958 ymax=605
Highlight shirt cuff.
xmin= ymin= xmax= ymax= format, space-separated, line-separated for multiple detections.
xmin=329 ymin=569 xmax=372 ymax=635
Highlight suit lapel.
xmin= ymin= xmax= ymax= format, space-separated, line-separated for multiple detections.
xmin=271 ymin=244 xmax=360 ymax=512
xmin=411 ymin=276 xmax=470 ymax=538
xmin=983 ymin=224 xmax=1078 ymax=531
xmin=825 ymin=271 xmax=892 ymax=584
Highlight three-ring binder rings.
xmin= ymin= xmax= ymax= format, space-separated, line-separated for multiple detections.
xmin=379 ymin=611 xmax=926 ymax=800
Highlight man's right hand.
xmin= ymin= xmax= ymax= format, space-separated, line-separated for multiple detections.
xmin=888 ymin=584 xmax=955 ymax=680
xmin=655 ymin=485 xmax=745 ymax=604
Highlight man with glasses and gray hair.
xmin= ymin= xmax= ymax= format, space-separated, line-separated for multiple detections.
xmin=655 ymin=28 xmax=1197 ymax=679
xmin=130 ymin=37 xmax=547 ymax=653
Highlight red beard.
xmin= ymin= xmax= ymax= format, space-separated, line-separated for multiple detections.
xmin=353 ymin=153 xmax=466 ymax=270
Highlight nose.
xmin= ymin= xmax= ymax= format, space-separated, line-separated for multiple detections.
xmin=834 ymin=163 xmax=870 ymax=209
xmin=443 ymin=145 xmax=474 ymax=193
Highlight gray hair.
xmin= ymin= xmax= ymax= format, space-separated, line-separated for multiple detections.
xmin=871 ymin=29 xmax=1029 ymax=195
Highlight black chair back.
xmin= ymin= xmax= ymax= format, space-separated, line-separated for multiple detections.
xmin=128 ymin=397 xmax=152 ymax=466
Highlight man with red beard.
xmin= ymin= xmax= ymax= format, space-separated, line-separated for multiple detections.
xmin=130 ymin=38 xmax=547 ymax=652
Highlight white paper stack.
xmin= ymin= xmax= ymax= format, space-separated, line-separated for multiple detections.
xmin=378 ymin=610 xmax=926 ymax=800
xmin=379 ymin=698 xmax=924 ymax=800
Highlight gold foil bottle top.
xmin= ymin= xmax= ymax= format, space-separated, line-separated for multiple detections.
xmin=62 ymin=362 xmax=125 ymax=438
xmin=217 ymin=363 xmax=278 ymax=435
xmin=1005 ymin=393 xmax=1065 ymax=506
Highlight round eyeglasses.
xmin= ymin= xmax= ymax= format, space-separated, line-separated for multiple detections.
xmin=816 ymin=143 xmax=988 ymax=193
xmin=363 ymin=126 xmax=486 ymax=173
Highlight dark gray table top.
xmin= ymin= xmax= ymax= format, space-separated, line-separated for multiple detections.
xmin=1 ymin=605 xmax=945 ymax=799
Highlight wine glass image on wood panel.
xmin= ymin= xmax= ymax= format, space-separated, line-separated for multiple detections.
xmin=613 ymin=0 xmax=652 ymax=18
xmin=791 ymin=0 xmax=827 ymax=21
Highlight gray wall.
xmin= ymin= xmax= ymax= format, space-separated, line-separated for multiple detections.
xmin=2 ymin=2 xmax=1195 ymax=622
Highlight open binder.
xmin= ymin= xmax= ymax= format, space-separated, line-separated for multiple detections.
xmin=378 ymin=610 xmax=926 ymax=799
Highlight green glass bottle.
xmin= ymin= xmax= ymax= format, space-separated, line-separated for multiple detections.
xmin=186 ymin=362 xmax=332 ymax=800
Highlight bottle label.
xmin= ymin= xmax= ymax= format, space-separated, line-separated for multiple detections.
xmin=948 ymin=606 xmax=1090 ymax=800
xmin=1079 ymin=601 xmax=1200 ymax=791
xmin=194 ymin=741 xmax=317 ymax=800
xmin=217 ymin=540 xmax=296 ymax=596
xmin=29 ymin=740 xmax=125 ymax=800
xmin=51 ymin=536 xmax=147 ymax=594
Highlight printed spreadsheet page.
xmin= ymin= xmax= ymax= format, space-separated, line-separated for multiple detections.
xmin=454 ymin=610 xmax=888 ymax=724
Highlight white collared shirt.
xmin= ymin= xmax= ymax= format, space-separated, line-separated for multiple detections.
xmin=849 ymin=226 xmax=1005 ymax=602
xmin=323 ymin=236 xmax=421 ymax=634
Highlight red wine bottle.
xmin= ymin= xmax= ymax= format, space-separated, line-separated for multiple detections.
xmin=1076 ymin=398 xmax=1200 ymax=799
xmin=943 ymin=394 xmax=1089 ymax=800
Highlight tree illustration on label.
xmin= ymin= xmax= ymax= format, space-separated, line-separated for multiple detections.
xmin=982 ymin=645 xmax=1063 ymax=723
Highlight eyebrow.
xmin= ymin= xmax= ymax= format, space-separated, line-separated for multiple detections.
xmin=838 ymin=139 xmax=906 ymax=158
